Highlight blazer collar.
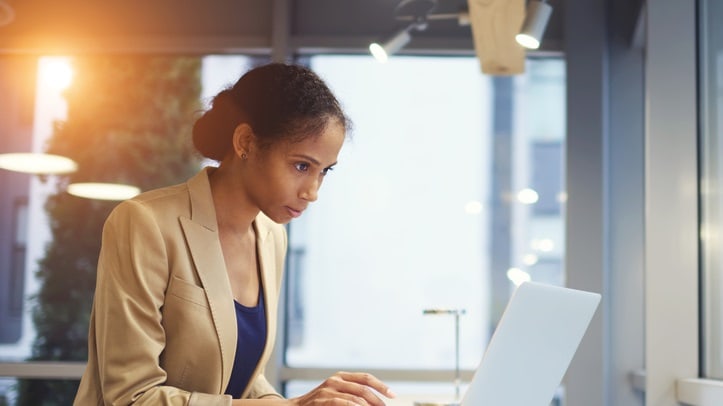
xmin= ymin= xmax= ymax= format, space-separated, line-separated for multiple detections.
xmin=187 ymin=166 xmax=219 ymax=232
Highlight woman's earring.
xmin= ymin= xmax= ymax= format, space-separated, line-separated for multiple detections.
xmin=241 ymin=153 xmax=247 ymax=160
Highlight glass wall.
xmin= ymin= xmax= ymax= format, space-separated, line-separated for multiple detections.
xmin=0 ymin=54 xmax=260 ymax=404
xmin=283 ymin=54 xmax=566 ymax=398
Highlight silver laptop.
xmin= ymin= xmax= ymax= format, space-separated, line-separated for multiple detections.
xmin=459 ymin=281 xmax=600 ymax=405
xmin=393 ymin=281 xmax=601 ymax=406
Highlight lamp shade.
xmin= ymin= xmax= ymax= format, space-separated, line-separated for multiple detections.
xmin=67 ymin=182 xmax=140 ymax=201
xmin=516 ymin=0 xmax=553 ymax=50
xmin=0 ymin=153 xmax=78 ymax=174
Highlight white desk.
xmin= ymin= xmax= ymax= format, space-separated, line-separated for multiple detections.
xmin=384 ymin=394 xmax=460 ymax=406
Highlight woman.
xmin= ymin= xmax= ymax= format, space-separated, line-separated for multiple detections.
xmin=74 ymin=63 xmax=395 ymax=405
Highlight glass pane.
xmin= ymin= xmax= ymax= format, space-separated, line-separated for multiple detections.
xmin=0 ymin=54 xmax=264 ymax=404
xmin=0 ymin=377 xmax=82 ymax=406
xmin=285 ymin=55 xmax=566 ymax=371
xmin=0 ymin=54 xmax=258 ymax=356
xmin=700 ymin=0 xmax=723 ymax=380
xmin=14 ymin=379 xmax=80 ymax=406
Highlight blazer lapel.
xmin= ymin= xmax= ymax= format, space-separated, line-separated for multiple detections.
xmin=179 ymin=168 xmax=236 ymax=393
xmin=254 ymin=219 xmax=278 ymax=361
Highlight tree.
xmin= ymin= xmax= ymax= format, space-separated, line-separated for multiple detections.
xmin=15 ymin=55 xmax=202 ymax=405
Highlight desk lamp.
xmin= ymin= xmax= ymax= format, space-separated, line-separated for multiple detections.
xmin=414 ymin=308 xmax=467 ymax=406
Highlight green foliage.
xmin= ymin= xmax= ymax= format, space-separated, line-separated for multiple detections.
xmin=15 ymin=56 xmax=203 ymax=405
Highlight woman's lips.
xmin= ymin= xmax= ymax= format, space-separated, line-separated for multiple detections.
xmin=287 ymin=207 xmax=303 ymax=218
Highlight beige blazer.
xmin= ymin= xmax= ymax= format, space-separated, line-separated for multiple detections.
xmin=74 ymin=167 xmax=287 ymax=406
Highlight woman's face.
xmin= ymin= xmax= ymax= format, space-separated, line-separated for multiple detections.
xmin=245 ymin=120 xmax=346 ymax=224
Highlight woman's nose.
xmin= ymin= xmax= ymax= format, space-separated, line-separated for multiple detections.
xmin=300 ymin=177 xmax=320 ymax=202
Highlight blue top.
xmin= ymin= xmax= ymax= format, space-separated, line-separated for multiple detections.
xmin=224 ymin=291 xmax=267 ymax=398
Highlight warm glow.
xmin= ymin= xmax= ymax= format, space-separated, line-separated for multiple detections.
xmin=531 ymin=238 xmax=555 ymax=252
xmin=701 ymin=224 xmax=718 ymax=244
xmin=516 ymin=188 xmax=539 ymax=204
xmin=464 ymin=200 xmax=483 ymax=214
xmin=39 ymin=57 xmax=73 ymax=91
xmin=522 ymin=253 xmax=539 ymax=266
xmin=0 ymin=1 xmax=15 ymax=27
xmin=67 ymin=182 xmax=140 ymax=201
xmin=0 ymin=153 xmax=78 ymax=174
xmin=557 ymin=191 xmax=568 ymax=203
xmin=507 ymin=268 xmax=532 ymax=286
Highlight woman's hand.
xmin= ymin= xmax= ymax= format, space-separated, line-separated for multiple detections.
xmin=290 ymin=371 xmax=395 ymax=406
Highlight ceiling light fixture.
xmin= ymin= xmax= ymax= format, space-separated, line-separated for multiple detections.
xmin=67 ymin=182 xmax=141 ymax=201
xmin=0 ymin=152 xmax=78 ymax=175
xmin=516 ymin=0 xmax=553 ymax=50
xmin=370 ymin=0 xmax=475 ymax=63
xmin=370 ymin=22 xmax=422 ymax=63
xmin=369 ymin=0 xmax=444 ymax=63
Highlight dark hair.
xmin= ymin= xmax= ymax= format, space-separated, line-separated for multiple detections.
xmin=192 ymin=62 xmax=351 ymax=161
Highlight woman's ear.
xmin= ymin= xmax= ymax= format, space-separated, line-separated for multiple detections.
xmin=231 ymin=123 xmax=255 ymax=159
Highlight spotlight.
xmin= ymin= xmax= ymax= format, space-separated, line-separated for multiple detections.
xmin=369 ymin=0 xmax=437 ymax=63
xmin=369 ymin=25 xmax=415 ymax=63
xmin=516 ymin=0 xmax=553 ymax=50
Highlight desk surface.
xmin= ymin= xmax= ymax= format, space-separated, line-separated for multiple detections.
xmin=384 ymin=394 xmax=461 ymax=406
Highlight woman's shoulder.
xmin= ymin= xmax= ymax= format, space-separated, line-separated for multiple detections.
xmin=103 ymin=187 xmax=184 ymax=232
xmin=132 ymin=182 xmax=189 ymax=207
xmin=107 ymin=174 xmax=198 ymax=225
xmin=131 ymin=168 xmax=210 ymax=207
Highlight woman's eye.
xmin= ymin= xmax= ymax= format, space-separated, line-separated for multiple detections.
xmin=295 ymin=162 xmax=309 ymax=172
xmin=321 ymin=167 xmax=334 ymax=176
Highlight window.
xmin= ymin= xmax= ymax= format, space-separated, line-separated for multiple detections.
xmin=0 ymin=54 xmax=265 ymax=404
xmin=283 ymin=55 xmax=566 ymax=398
xmin=0 ymin=197 xmax=27 ymax=345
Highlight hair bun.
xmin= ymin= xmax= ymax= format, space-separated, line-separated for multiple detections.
xmin=192 ymin=90 xmax=240 ymax=161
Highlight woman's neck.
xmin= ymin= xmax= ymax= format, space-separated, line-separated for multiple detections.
xmin=207 ymin=163 xmax=259 ymax=234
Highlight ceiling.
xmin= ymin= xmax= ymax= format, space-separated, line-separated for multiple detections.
xmin=0 ymin=0 xmax=565 ymax=57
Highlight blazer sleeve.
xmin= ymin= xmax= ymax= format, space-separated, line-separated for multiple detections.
xmin=91 ymin=199 xmax=231 ymax=405
xmin=247 ymin=374 xmax=283 ymax=399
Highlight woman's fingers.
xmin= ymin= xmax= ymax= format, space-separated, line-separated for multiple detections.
xmin=335 ymin=371 xmax=396 ymax=399
xmin=321 ymin=372 xmax=394 ymax=406
xmin=293 ymin=371 xmax=395 ymax=406
xmin=311 ymin=387 xmax=366 ymax=406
